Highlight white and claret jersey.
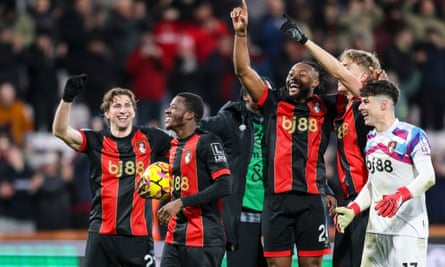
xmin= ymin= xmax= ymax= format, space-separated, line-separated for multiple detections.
xmin=364 ymin=119 xmax=432 ymax=238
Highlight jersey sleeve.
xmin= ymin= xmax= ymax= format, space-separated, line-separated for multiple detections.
xmin=410 ymin=128 xmax=432 ymax=162
xmin=200 ymin=134 xmax=231 ymax=180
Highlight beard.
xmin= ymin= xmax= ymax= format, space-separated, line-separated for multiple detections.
xmin=290 ymin=87 xmax=312 ymax=102
xmin=165 ymin=114 xmax=186 ymax=131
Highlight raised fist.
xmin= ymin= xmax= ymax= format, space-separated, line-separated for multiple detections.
xmin=279 ymin=14 xmax=308 ymax=44
xmin=62 ymin=74 xmax=87 ymax=102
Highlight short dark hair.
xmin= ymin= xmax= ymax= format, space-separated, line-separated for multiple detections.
xmin=360 ymin=80 xmax=400 ymax=105
xmin=177 ymin=92 xmax=204 ymax=122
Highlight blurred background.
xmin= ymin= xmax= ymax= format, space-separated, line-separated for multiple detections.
xmin=1 ymin=0 xmax=445 ymax=266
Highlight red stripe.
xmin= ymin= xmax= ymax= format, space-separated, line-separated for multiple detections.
xmin=99 ymin=137 xmax=119 ymax=234
xmin=306 ymin=99 xmax=323 ymax=194
xmin=76 ymin=130 xmax=87 ymax=152
xmin=298 ymin=248 xmax=332 ymax=257
xmin=211 ymin=168 xmax=231 ymax=180
xmin=263 ymin=249 xmax=292 ymax=257
xmin=256 ymin=84 xmax=269 ymax=106
xmin=130 ymin=130 xmax=151 ymax=235
xmin=182 ymin=135 xmax=204 ymax=247
xmin=337 ymin=104 xmax=368 ymax=198
xmin=274 ymin=102 xmax=294 ymax=193
xmin=164 ymin=141 xmax=178 ymax=245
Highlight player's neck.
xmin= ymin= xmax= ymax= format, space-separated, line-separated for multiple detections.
xmin=110 ymin=125 xmax=133 ymax=138
xmin=175 ymin=123 xmax=197 ymax=139
xmin=375 ymin=115 xmax=396 ymax=133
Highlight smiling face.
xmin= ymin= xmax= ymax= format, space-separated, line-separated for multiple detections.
xmin=164 ymin=96 xmax=189 ymax=132
xmin=104 ymin=94 xmax=136 ymax=131
xmin=285 ymin=62 xmax=319 ymax=101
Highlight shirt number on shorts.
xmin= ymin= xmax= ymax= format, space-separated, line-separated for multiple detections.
xmin=318 ymin=224 xmax=329 ymax=243
xmin=402 ymin=263 xmax=417 ymax=267
xmin=144 ymin=254 xmax=155 ymax=267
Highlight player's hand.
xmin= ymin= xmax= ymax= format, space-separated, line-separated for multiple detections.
xmin=375 ymin=187 xmax=411 ymax=218
xmin=369 ymin=67 xmax=389 ymax=81
xmin=230 ymin=0 xmax=248 ymax=37
xmin=325 ymin=194 xmax=337 ymax=216
xmin=157 ymin=199 xmax=183 ymax=226
xmin=335 ymin=202 xmax=360 ymax=233
xmin=279 ymin=14 xmax=308 ymax=44
xmin=62 ymin=74 xmax=87 ymax=102
xmin=137 ymin=177 xmax=150 ymax=199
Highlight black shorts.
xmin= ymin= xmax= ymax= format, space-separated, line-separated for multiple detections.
xmin=262 ymin=192 xmax=331 ymax=257
xmin=160 ymin=243 xmax=224 ymax=267
xmin=84 ymin=232 xmax=155 ymax=267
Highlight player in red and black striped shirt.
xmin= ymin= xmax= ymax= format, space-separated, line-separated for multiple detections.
xmin=231 ymin=2 xmax=341 ymax=266
xmin=156 ymin=92 xmax=232 ymax=267
xmin=53 ymin=75 xmax=172 ymax=267
xmin=300 ymin=36 xmax=384 ymax=267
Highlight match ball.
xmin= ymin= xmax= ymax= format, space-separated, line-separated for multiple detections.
xmin=141 ymin=161 xmax=171 ymax=200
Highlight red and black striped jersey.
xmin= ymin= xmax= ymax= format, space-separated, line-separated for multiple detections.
xmin=334 ymin=98 xmax=372 ymax=199
xmin=165 ymin=129 xmax=231 ymax=247
xmin=77 ymin=126 xmax=171 ymax=236
xmin=257 ymin=86 xmax=342 ymax=195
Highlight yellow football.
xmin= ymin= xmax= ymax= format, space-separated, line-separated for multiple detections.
xmin=140 ymin=161 xmax=171 ymax=200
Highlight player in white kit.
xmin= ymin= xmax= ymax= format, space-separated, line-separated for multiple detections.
xmin=335 ymin=80 xmax=436 ymax=267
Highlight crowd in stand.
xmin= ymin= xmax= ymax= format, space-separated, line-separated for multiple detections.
xmin=1 ymin=0 xmax=445 ymax=232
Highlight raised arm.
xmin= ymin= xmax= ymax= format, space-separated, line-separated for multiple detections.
xmin=231 ymin=0 xmax=265 ymax=102
xmin=52 ymin=74 xmax=87 ymax=151
xmin=280 ymin=14 xmax=362 ymax=97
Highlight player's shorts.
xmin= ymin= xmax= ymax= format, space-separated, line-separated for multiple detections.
xmin=262 ymin=192 xmax=332 ymax=258
xmin=361 ymin=233 xmax=427 ymax=267
xmin=84 ymin=231 xmax=155 ymax=267
xmin=160 ymin=243 xmax=225 ymax=267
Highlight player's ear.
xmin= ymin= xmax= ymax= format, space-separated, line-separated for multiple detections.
xmin=184 ymin=111 xmax=195 ymax=121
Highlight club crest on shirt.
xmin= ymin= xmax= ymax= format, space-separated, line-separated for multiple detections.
xmin=388 ymin=141 xmax=397 ymax=153
xmin=314 ymin=102 xmax=320 ymax=113
xmin=210 ymin=143 xmax=227 ymax=163
xmin=136 ymin=141 xmax=147 ymax=154
xmin=184 ymin=150 xmax=192 ymax=164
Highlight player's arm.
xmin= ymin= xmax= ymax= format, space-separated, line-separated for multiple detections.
xmin=335 ymin=181 xmax=372 ymax=233
xmin=183 ymin=174 xmax=231 ymax=206
xmin=279 ymin=14 xmax=362 ymax=97
xmin=52 ymin=74 xmax=87 ymax=151
xmin=407 ymin=159 xmax=435 ymax=198
xmin=231 ymin=0 xmax=265 ymax=102
xmin=157 ymin=174 xmax=231 ymax=225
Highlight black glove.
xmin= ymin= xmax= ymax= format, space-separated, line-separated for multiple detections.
xmin=279 ymin=13 xmax=308 ymax=44
xmin=62 ymin=74 xmax=87 ymax=102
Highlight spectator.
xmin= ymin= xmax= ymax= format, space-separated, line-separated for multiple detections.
xmin=27 ymin=0 xmax=58 ymax=41
xmin=0 ymin=82 xmax=34 ymax=146
xmin=24 ymin=29 xmax=60 ymax=131
xmin=29 ymin=150 xmax=73 ymax=230
xmin=126 ymin=30 xmax=168 ymax=125
xmin=381 ymin=24 xmax=421 ymax=120
xmin=0 ymin=131 xmax=35 ymax=233
xmin=415 ymin=27 xmax=445 ymax=131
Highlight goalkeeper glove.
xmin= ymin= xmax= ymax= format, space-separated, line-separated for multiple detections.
xmin=62 ymin=74 xmax=87 ymax=102
xmin=335 ymin=202 xmax=360 ymax=233
xmin=375 ymin=187 xmax=411 ymax=218
xmin=279 ymin=13 xmax=308 ymax=44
